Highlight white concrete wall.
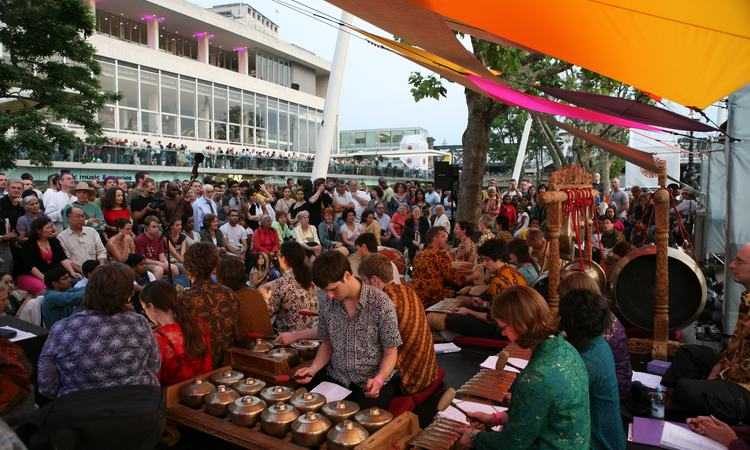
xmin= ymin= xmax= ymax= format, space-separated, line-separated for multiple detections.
xmin=291 ymin=63 xmax=316 ymax=95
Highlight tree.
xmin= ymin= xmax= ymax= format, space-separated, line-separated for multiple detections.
xmin=408 ymin=39 xmax=631 ymax=223
xmin=0 ymin=0 xmax=117 ymax=170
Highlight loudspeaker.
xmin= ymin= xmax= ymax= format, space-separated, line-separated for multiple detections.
xmin=434 ymin=161 xmax=459 ymax=191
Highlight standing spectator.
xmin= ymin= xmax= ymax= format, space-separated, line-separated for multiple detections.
xmin=220 ymin=209 xmax=248 ymax=258
xmin=106 ymin=219 xmax=136 ymax=263
xmin=501 ymin=179 xmax=522 ymax=199
xmin=592 ymin=172 xmax=604 ymax=195
xmin=0 ymin=173 xmax=6 ymax=198
xmin=378 ymin=177 xmax=394 ymax=204
xmin=289 ymin=189 xmax=310 ymax=224
xmin=162 ymin=182 xmax=191 ymax=228
xmin=135 ymin=216 xmax=176 ymax=279
xmin=349 ymin=180 xmax=370 ymax=220
xmin=333 ymin=181 xmax=355 ymax=221
xmin=62 ymin=182 xmax=105 ymax=231
xmin=245 ymin=193 xmax=263 ymax=231
xmin=610 ymin=178 xmax=629 ymax=220
xmin=16 ymin=217 xmax=78 ymax=295
xmin=424 ymin=183 xmax=441 ymax=210
xmin=179 ymin=243 xmax=238 ymax=366
xmin=307 ymin=178 xmax=333 ymax=226
xmin=0 ymin=180 xmax=23 ymax=273
xmin=129 ymin=178 xmax=159 ymax=227
xmin=498 ymin=195 xmax=517 ymax=232
xmin=44 ymin=172 xmax=76 ymax=230
xmin=58 ymin=207 xmax=107 ymax=271
xmin=140 ymin=280 xmax=212 ymax=385
xmin=275 ymin=187 xmax=294 ymax=215
xmin=101 ymin=187 xmax=131 ymax=237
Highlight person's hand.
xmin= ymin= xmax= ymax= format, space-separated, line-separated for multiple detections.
xmin=457 ymin=426 xmax=480 ymax=450
xmin=502 ymin=392 xmax=512 ymax=405
xmin=708 ymin=363 xmax=724 ymax=380
xmin=364 ymin=375 xmax=385 ymax=398
xmin=0 ymin=231 xmax=17 ymax=241
xmin=465 ymin=411 xmax=495 ymax=426
xmin=454 ymin=307 xmax=474 ymax=316
xmin=688 ymin=416 xmax=738 ymax=446
xmin=276 ymin=331 xmax=298 ymax=346
xmin=294 ymin=366 xmax=316 ymax=385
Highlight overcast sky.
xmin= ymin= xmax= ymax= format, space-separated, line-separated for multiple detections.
xmin=192 ymin=0 xmax=468 ymax=144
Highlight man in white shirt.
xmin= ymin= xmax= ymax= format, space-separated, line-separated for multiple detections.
xmin=219 ymin=209 xmax=248 ymax=257
xmin=610 ymin=178 xmax=629 ymax=219
xmin=375 ymin=203 xmax=391 ymax=231
xmin=501 ymin=179 xmax=522 ymax=199
xmin=58 ymin=207 xmax=107 ymax=272
xmin=424 ymin=183 xmax=441 ymax=209
xmin=44 ymin=172 xmax=77 ymax=231
xmin=333 ymin=181 xmax=355 ymax=221
xmin=431 ymin=205 xmax=451 ymax=232
xmin=348 ymin=180 xmax=370 ymax=221
xmin=192 ymin=184 xmax=218 ymax=233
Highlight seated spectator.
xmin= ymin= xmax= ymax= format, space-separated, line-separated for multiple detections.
xmin=106 ymin=219 xmax=136 ymax=263
xmin=318 ymin=208 xmax=346 ymax=253
xmin=15 ymin=194 xmax=47 ymax=241
xmin=293 ymin=211 xmax=321 ymax=256
xmin=101 ymin=187 xmax=131 ymax=237
xmin=506 ymin=238 xmax=539 ymax=285
xmin=217 ymin=255 xmax=272 ymax=339
xmin=339 ymin=208 xmax=363 ymax=253
xmin=58 ymin=206 xmax=107 ymax=271
xmin=559 ymin=289 xmax=626 ymax=450
xmin=73 ymin=259 xmax=100 ymax=289
xmin=219 ymin=209 xmax=248 ymax=258
xmin=452 ymin=221 xmax=477 ymax=265
xmin=359 ymin=254 xmax=438 ymax=396
xmin=252 ymin=215 xmax=280 ymax=255
xmin=42 ymin=267 xmax=86 ymax=328
xmin=403 ymin=206 xmax=430 ymax=259
xmin=16 ymin=217 xmax=78 ymax=296
xmin=166 ymin=218 xmax=188 ymax=265
xmin=272 ymin=211 xmax=295 ymax=242
xmin=261 ymin=241 xmax=318 ymax=334
xmin=362 ymin=210 xmax=382 ymax=245
xmin=62 ymin=182 xmax=105 ymax=232
xmin=135 ymin=215 xmax=177 ymax=279
xmin=140 ymin=280 xmax=212 ymax=385
xmin=179 ymin=243 xmax=238 ymax=366
xmin=34 ymin=263 xmax=162 ymax=450
xmin=200 ymin=213 xmax=225 ymax=249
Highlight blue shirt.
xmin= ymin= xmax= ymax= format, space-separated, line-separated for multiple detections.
xmin=42 ymin=286 xmax=86 ymax=328
xmin=192 ymin=196 xmax=218 ymax=233
xmin=579 ymin=336 xmax=626 ymax=450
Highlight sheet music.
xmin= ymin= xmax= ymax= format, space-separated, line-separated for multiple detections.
xmin=0 ymin=326 xmax=36 ymax=343
xmin=480 ymin=355 xmax=529 ymax=373
xmin=659 ymin=421 xmax=727 ymax=450
xmin=438 ymin=400 xmax=508 ymax=425
xmin=434 ymin=343 xmax=462 ymax=354
xmin=632 ymin=371 xmax=663 ymax=389
xmin=311 ymin=382 xmax=351 ymax=402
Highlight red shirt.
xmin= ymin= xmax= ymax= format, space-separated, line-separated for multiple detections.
xmin=153 ymin=323 xmax=212 ymax=385
xmin=135 ymin=233 xmax=165 ymax=260
xmin=252 ymin=227 xmax=280 ymax=253
xmin=499 ymin=204 xmax=517 ymax=230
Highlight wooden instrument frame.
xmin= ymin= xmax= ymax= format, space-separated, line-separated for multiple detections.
xmin=540 ymin=163 xmax=671 ymax=359
xmin=165 ymin=366 xmax=422 ymax=449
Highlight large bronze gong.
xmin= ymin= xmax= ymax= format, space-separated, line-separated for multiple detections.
xmin=609 ymin=247 xmax=706 ymax=331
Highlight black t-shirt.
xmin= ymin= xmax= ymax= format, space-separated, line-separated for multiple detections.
xmin=0 ymin=196 xmax=24 ymax=234
xmin=130 ymin=194 xmax=153 ymax=225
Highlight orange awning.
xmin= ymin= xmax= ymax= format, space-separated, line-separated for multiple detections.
xmin=409 ymin=0 xmax=750 ymax=108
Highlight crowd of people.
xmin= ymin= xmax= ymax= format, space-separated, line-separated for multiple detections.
xmin=1 ymin=168 xmax=745 ymax=450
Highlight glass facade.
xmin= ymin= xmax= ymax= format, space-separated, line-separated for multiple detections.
xmin=96 ymin=57 xmax=322 ymax=152
xmin=95 ymin=10 xmax=147 ymax=46
xmin=256 ymin=52 xmax=291 ymax=87
xmin=339 ymin=128 xmax=429 ymax=152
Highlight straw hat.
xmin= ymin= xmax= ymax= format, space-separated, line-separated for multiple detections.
xmin=73 ymin=182 xmax=95 ymax=193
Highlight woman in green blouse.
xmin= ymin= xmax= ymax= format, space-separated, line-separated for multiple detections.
xmin=460 ymin=286 xmax=591 ymax=450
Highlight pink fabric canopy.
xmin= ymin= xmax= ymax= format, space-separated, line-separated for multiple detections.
xmin=468 ymin=75 xmax=661 ymax=131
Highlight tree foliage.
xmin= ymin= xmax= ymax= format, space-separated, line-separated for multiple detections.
xmin=0 ymin=0 xmax=117 ymax=169
xmin=407 ymin=38 xmax=635 ymax=220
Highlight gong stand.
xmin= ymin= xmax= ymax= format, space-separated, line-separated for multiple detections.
xmin=649 ymin=161 xmax=672 ymax=360
xmin=539 ymin=165 xmax=599 ymax=316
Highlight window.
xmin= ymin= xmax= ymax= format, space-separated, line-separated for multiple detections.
xmin=243 ymin=92 xmax=254 ymax=127
xmin=243 ymin=126 xmax=255 ymax=146
xmin=98 ymin=60 xmax=116 ymax=97
xmin=181 ymin=117 xmax=195 ymax=138
xmin=142 ymin=112 xmax=159 ymax=133
xmin=229 ymin=125 xmax=241 ymax=144
xmin=378 ymin=131 xmax=390 ymax=144
xmin=99 ymin=106 xmax=115 ymax=130
xmin=197 ymin=120 xmax=211 ymax=140
xmin=267 ymin=98 xmax=278 ymax=148
xmin=255 ymin=95 xmax=267 ymax=129
xmin=140 ymin=68 xmax=159 ymax=112
xmin=197 ymin=83 xmax=212 ymax=120
xmin=161 ymin=73 xmax=178 ymax=114
xmin=213 ymin=85 xmax=228 ymax=122
xmin=117 ymin=64 xmax=138 ymax=109
xmin=214 ymin=122 xmax=227 ymax=141
xmin=180 ymin=77 xmax=196 ymax=117
xmin=119 ymin=109 xmax=138 ymax=131
xmin=162 ymin=115 xmax=177 ymax=136
xmin=229 ymin=89 xmax=241 ymax=124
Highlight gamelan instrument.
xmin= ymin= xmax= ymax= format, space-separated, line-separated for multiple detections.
xmin=425 ymin=298 xmax=462 ymax=314
xmin=408 ymin=417 xmax=466 ymax=450
xmin=610 ymin=246 xmax=707 ymax=331
xmin=167 ymin=366 xmax=420 ymax=450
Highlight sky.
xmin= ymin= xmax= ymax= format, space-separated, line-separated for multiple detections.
xmin=191 ymin=0 xmax=468 ymax=145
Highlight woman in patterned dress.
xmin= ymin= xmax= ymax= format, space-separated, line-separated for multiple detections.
xmin=459 ymin=286 xmax=591 ymax=450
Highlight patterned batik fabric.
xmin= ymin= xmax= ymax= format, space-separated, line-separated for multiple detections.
xmin=454 ymin=238 xmax=478 ymax=264
xmin=317 ymin=283 xmax=402 ymax=387
xmin=487 ymin=265 xmax=528 ymax=298
xmin=0 ymin=338 xmax=31 ymax=413
xmin=37 ymin=310 xmax=160 ymax=398
xmin=265 ymin=271 xmax=319 ymax=333
xmin=382 ymin=283 xmax=439 ymax=394
xmin=473 ymin=335 xmax=591 ymax=450
xmin=410 ymin=248 xmax=460 ymax=307
xmin=178 ymin=279 xmax=239 ymax=367
xmin=721 ymin=291 xmax=750 ymax=389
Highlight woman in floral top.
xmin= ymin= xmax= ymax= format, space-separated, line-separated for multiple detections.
xmin=262 ymin=241 xmax=318 ymax=333
xmin=460 ymin=286 xmax=590 ymax=450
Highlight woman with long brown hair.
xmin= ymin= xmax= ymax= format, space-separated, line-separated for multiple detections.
xmin=459 ymin=286 xmax=590 ymax=449
xmin=140 ymin=280 xmax=212 ymax=385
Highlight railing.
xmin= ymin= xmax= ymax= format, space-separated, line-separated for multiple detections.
xmin=18 ymin=146 xmax=433 ymax=180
